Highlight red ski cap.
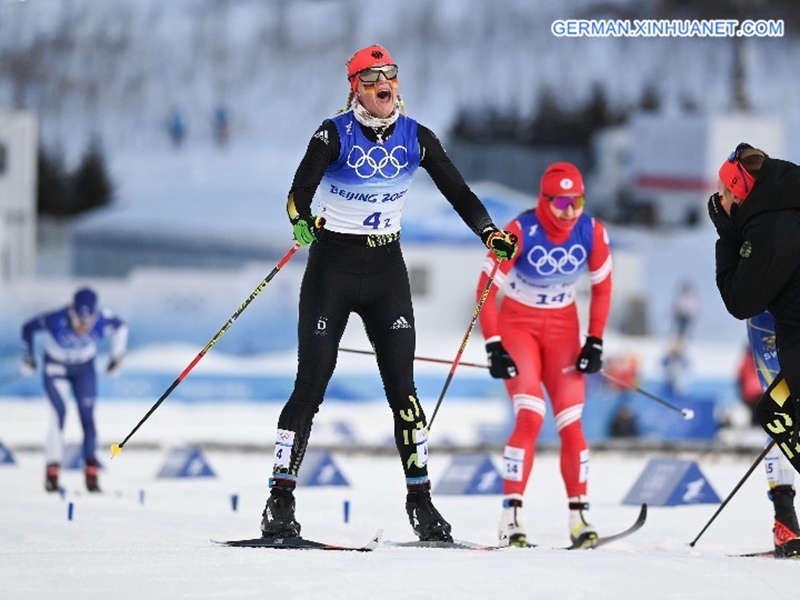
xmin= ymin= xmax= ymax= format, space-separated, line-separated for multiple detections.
xmin=347 ymin=45 xmax=394 ymax=91
xmin=540 ymin=162 xmax=585 ymax=198
xmin=719 ymin=157 xmax=755 ymax=200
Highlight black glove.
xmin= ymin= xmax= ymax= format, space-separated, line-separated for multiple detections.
xmin=107 ymin=356 xmax=123 ymax=375
xmin=576 ymin=336 xmax=603 ymax=374
xmin=480 ymin=226 xmax=518 ymax=261
xmin=486 ymin=340 xmax=517 ymax=379
xmin=707 ymin=193 xmax=732 ymax=237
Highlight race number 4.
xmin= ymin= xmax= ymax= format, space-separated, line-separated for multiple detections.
xmin=363 ymin=212 xmax=391 ymax=230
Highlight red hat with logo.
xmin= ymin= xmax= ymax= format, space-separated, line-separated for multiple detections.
xmin=347 ymin=45 xmax=394 ymax=92
xmin=718 ymin=143 xmax=756 ymax=200
xmin=540 ymin=162 xmax=585 ymax=198
xmin=535 ymin=162 xmax=586 ymax=242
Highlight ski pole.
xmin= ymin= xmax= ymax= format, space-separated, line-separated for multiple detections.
xmin=427 ymin=259 xmax=500 ymax=433
xmin=339 ymin=347 xmax=489 ymax=370
xmin=110 ymin=242 xmax=302 ymax=458
xmin=595 ymin=368 xmax=695 ymax=420
xmin=689 ymin=440 xmax=775 ymax=547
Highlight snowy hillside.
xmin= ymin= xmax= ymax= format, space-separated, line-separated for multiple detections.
xmin=2 ymin=0 xmax=799 ymax=160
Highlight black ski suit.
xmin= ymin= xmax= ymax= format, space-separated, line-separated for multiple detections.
xmin=275 ymin=117 xmax=494 ymax=485
xmin=714 ymin=157 xmax=800 ymax=470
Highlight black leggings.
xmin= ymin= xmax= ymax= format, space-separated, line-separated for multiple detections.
xmin=276 ymin=232 xmax=428 ymax=482
xmin=756 ymin=343 xmax=800 ymax=472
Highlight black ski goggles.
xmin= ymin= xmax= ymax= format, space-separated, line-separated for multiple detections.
xmin=350 ymin=64 xmax=398 ymax=85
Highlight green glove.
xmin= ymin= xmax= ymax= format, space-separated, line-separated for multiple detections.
xmin=480 ymin=226 xmax=518 ymax=260
xmin=292 ymin=215 xmax=323 ymax=246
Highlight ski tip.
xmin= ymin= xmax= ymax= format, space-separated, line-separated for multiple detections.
xmin=366 ymin=529 xmax=384 ymax=550
xmin=729 ymin=550 xmax=775 ymax=558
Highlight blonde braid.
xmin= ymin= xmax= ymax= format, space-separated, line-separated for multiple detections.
xmin=336 ymin=90 xmax=356 ymax=115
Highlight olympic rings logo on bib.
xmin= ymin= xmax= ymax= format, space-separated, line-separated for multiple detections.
xmin=347 ymin=144 xmax=409 ymax=179
xmin=526 ymin=244 xmax=587 ymax=276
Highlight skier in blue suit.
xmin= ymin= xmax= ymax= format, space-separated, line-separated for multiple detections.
xmin=747 ymin=312 xmax=800 ymax=557
xmin=21 ymin=287 xmax=128 ymax=492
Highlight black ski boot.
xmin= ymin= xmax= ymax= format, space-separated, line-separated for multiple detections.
xmin=85 ymin=460 xmax=101 ymax=493
xmin=406 ymin=491 xmax=453 ymax=542
xmin=771 ymin=485 xmax=800 ymax=558
xmin=45 ymin=463 xmax=59 ymax=493
xmin=261 ymin=487 xmax=301 ymax=538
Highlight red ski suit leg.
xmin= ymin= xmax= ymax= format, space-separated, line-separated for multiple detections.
xmin=499 ymin=299 xmax=589 ymax=498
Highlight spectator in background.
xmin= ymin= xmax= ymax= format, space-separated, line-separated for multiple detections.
xmin=672 ymin=281 xmax=699 ymax=340
xmin=21 ymin=288 xmax=128 ymax=493
xmin=213 ymin=105 xmax=231 ymax=147
xmin=604 ymin=354 xmax=641 ymax=439
xmin=738 ymin=343 xmax=763 ymax=426
xmin=662 ymin=339 xmax=691 ymax=399
xmin=167 ymin=106 xmax=187 ymax=148
xmin=608 ymin=404 xmax=639 ymax=439
xmin=604 ymin=354 xmax=639 ymax=398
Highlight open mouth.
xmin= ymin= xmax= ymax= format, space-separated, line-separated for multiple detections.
xmin=376 ymin=89 xmax=392 ymax=102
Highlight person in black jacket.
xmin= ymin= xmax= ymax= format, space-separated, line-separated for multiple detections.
xmin=259 ymin=44 xmax=518 ymax=543
xmin=709 ymin=143 xmax=800 ymax=481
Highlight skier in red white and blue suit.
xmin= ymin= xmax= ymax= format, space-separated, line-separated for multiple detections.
xmin=21 ymin=287 xmax=128 ymax=493
xmin=477 ymin=162 xmax=612 ymax=548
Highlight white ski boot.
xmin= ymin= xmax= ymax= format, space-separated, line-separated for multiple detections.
xmin=498 ymin=496 xmax=527 ymax=547
xmin=569 ymin=496 xmax=598 ymax=548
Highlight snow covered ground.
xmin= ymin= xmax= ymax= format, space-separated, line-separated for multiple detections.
xmin=1 ymin=429 xmax=796 ymax=600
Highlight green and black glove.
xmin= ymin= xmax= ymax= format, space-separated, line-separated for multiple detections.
xmin=480 ymin=226 xmax=518 ymax=261
xmin=291 ymin=215 xmax=325 ymax=246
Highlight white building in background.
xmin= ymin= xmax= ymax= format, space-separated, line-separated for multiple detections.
xmin=0 ymin=111 xmax=37 ymax=283
xmin=591 ymin=113 xmax=786 ymax=227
